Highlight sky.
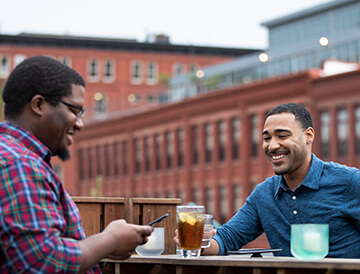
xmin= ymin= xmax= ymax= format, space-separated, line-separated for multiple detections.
xmin=0 ymin=0 xmax=332 ymax=49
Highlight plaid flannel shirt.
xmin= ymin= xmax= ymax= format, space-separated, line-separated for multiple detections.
xmin=0 ymin=122 xmax=101 ymax=273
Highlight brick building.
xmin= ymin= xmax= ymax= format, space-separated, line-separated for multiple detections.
xmin=71 ymin=64 xmax=360 ymax=229
xmin=0 ymin=33 xmax=258 ymax=118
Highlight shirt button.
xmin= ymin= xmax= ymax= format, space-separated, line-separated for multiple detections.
xmin=293 ymin=210 xmax=297 ymax=215
xmin=292 ymin=196 xmax=296 ymax=200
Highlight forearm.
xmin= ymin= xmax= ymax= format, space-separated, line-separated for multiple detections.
xmin=78 ymin=232 xmax=115 ymax=273
xmin=202 ymin=239 xmax=220 ymax=255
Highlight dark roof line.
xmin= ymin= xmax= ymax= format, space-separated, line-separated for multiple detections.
xmin=0 ymin=33 xmax=261 ymax=56
xmin=261 ymin=0 xmax=357 ymax=28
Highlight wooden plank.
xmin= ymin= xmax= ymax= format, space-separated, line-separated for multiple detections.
xmin=76 ymin=203 xmax=102 ymax=236
xmin=141 ymin=203 xmax=177 ymax=254
xmin=103 ymin=203 xmax=126 ymax=228
xmin=73 ymin=196 xmax=126 ymax=203
xmin=133 ymin=198 xmax=181 ymax=205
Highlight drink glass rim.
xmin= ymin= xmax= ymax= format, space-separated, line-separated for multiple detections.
xmin=291 ymin=223 xmax=329 ymax=227
xmin=177 ymin=205 xmax=205 ymax=212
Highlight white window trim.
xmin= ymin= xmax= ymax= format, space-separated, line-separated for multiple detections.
xmin=103 ymin=58 xmax=116 ymax=83
xmin=146 ymin=61 xmax=158 ymax=85
xmin=130 ymin=60 xmax=143 ymax=85
xmin=0 ymin=54 xmax=11 ymax=78
xmin=87 ymin=58 xmax=100 ymax=82
xmin=173 ymin=62 xmax=185 ymax=76
xmin=59 ymin=56 xmax=72 ymax=67
xmin=13 ymin=54 xmax=26 ymax=68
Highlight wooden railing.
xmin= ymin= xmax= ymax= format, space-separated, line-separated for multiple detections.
xmin=72 ymin=197 xmax=181 ymax=255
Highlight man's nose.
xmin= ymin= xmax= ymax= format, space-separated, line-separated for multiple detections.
xmin=75 ymin=117 xmax=84 ymax=130
xmin=268 ymin=138 xmax=280 ymax=150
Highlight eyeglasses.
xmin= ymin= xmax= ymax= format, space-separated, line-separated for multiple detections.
xmin=58 ymin=99 xmax=85 ymax=118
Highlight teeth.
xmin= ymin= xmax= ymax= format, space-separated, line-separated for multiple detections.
xmin=272 ymin=154 xmax=285 ymax=160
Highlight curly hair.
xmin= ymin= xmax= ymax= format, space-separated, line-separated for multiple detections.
xmin=266 ymin=103 xmax=314 ymax=130
xmin=2 ymin=55 xmax=85 ymax=118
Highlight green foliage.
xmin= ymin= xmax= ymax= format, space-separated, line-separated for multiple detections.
xmin=158 ymin=74 xmax=171 ymax=86
xmin=90 ymin=174 xmax=103 ymax=197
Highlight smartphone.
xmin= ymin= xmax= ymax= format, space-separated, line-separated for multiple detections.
xmin=147 ymin=213 xmax=169 ymax=226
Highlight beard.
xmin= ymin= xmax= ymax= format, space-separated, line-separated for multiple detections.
xmin=57 ymin=147 xmax=71 ymax=161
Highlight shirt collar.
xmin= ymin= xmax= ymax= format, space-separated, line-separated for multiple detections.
xmin=0 ymin=122 xmax=53 ymax=165
xmin=275 ymin=154 xmax=324 ymax=196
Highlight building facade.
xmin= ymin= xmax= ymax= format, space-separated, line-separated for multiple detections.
xmin=71 ymin=66 xmax=360 ymax=228
xmin=0 ymin=33 xmax=257 ymax=119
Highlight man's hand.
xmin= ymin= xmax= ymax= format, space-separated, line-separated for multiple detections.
xmin=79 ymin=219 xmax=153 ymax=272
xmin=103 ymin=219 xmax=154 ymax=258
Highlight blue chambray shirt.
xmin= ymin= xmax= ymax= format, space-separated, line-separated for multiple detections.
xmin=214 ymin=154 xmax=360 ymax=257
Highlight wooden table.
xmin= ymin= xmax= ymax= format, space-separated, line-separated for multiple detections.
xmin=100 ymin=255 xmax=360 ymax=274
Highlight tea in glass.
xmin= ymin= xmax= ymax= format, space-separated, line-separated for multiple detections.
xmin=177 ymin=205 xmax=205 ymax=258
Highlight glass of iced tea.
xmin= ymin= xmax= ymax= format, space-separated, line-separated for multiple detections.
xmin=177 ymin=205 xmax=205 ymax=258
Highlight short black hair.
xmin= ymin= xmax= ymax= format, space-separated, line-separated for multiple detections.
xmin=266 ymin=103 xmax=314 ymax=130
xmin=2 ymin=55 xmax=85 ymax=118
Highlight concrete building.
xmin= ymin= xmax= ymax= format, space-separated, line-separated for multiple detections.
xmin=170 ymin=0 xmax=360 ymax=101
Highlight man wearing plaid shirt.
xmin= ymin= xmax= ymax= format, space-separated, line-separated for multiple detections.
xmin=0 ymin=56 xmax=153 ymax=273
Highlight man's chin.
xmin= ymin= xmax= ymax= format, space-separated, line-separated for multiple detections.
xmin=57 ymin=147 xmax=71 ymax=161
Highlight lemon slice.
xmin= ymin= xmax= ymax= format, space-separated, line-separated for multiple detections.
xmin=178 ymin=212 xmax=197 ymax=226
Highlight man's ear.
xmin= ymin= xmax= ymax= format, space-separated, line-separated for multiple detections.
xmin=305 ymin=127 xmax=315 ymax=144
xmin=30 ymin=95 xmax=46 ymax=116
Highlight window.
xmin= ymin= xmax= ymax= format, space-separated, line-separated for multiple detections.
xmin=103 ymin=59 xmax=115 ymax=83
xmin=79 ymin=148 xmax=85 ymax=180
xmin=0 ymin=55 xmax=11 ymax=78
xmin=232 ymin=117 xmax=241 ymax=160
xmin=177 ymin=128 xmax=184 ymax=167
xmin=251 ymin=115 xmax=259 ymax=158
xmin=53 ymin=165 xmax=63 ymax=182
xmin=218 ymin=120 xmax=226 ymax=162
xmin=155 ymin=134 xmax=162 ymax=170
xmin=105 ymin=144 xmax=110 ymax=177
xmin=233 ymin=184 xmax=243 ymax=213
xmin=173 ymin=62 xmax=184 ymax=76
xmin=95 ymin=93 xmax=106 ymax=116
xmin=123 ymin=141 xmax=128 ymax=175
xmin=193 ymin=188 xmax=201 ymax=205
xmin=87 ymin=58 xmax=100 ymax=82
xmin=192 ymin=125 xmax=199 ymax=165
xmin=189 ymin=63 xmax=199 ymax=74
xmin=320 ymin=111 xmax=330 ymax=158
xmin=114 ymin=142 xmax=121 ymax=176
xmin=356 ymin=106 xmax=360 ymax=155
xmin=135 ymin=138 xmax=142 ymax=174
xmin=145 ymin=136 xmax=151 ymax=172
xmin=59 ymin=56 xmax=72 ymax=67
xmin=130 ymin=60 xmax=143 ymax=84
xmin=206 ymin=187 xmax=214 ymax=214
xmin=337 ymin=108 xmax=348 ymax=157
xmin=166 ymin=131 xmax=173 ymax=169
xmin=146 ymin=61 xmax=158 ymax=85
xmin=87 ymin=147 xmax=93 ymax=179
xmin=96 ymin=146 xmax=101 ymax=176
xmin=205 ymin=123 xmax=213 ymax=163
xmin=13 ymin=54 xmax=26 ymax=67
xmin=220 ymin=186 xmax=227 ymax=224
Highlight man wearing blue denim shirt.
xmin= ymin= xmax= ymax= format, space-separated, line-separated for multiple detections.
xmin=205 ymin=103 xmax=360 ymax=257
